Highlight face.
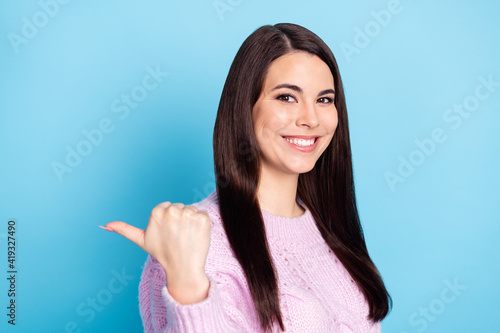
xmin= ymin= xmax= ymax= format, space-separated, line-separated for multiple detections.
xmin=251 ymin=51 xmax=338 ymax=176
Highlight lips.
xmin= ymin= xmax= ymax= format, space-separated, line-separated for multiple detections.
xmin=281 ymin=135 xmax=321 ymax=152
xmin=282 ymin=136 xmax=317 ymax=145
xmin=281 ymin=135 xmax=320 ymax=140
xmin=281 ymin=135 xmax=320 ymax=145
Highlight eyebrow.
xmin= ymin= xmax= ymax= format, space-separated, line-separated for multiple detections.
xmin=271 ymin=83 xmax=335 ymax=97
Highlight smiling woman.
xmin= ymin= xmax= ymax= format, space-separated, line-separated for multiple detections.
xmin=251 ymin=51 xmax=338 ymax=202
xmin=103 ymin=23 xmax=392 ymax=333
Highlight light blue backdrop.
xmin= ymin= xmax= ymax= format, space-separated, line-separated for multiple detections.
xmin=1 ymin=1 xmax=498 ymax=332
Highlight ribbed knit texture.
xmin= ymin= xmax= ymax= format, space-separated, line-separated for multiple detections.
xmin=138 ymin=190 xmax=381 ymax=333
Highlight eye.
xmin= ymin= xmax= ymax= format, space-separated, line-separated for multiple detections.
xmin=276 ymin=94 xmax=297 ymax=103
xmin=318 ymin=97 xmax=334 ymax=104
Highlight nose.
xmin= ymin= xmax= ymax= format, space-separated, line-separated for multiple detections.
xmin=296 ymin=101 xmax=319 ymax=128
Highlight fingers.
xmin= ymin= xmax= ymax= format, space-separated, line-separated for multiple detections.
xmin=184 ymin=205 xmax=198 ymax=213
xmin=105 ymin=221 xmax=145 ymax=250
xmin=102 ymin=203 xmax=203 ymax=253
xmin=151 ymin=202 xmax=198 ymax=220
xmin=156 ymin=202 xmax=198 ymax=213
xmin=168 ymin=203 xmax=199 ymax=214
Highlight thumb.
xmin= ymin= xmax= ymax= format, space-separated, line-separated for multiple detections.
xmin=104 ymin=221 xmax=145 ymax=250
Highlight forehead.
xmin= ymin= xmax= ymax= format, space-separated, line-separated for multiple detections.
xmin=262 ymin=51 xmax=335 ymax=90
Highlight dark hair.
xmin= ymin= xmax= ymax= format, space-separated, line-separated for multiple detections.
xmin=213 ymin=23 xmax=391 ymax=332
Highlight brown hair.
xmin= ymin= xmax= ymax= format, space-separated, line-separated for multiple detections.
xmin=213 ymin=23 xmax=391 ymax=332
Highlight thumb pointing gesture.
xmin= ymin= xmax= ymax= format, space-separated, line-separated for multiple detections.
xmin=100 ymin=221 xmax=146 ymax=249
xmin=100 ymin=202 xmax=211 ymax=291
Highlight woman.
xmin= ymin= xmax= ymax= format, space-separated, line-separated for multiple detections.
xmin=101 ymin=23 xmax=392 ymax=332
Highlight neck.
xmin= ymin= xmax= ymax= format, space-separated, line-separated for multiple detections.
xmin=256 ymin=165 xmax=305 ymax=218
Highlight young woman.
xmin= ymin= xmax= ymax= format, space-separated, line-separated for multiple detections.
xmin=102 ymin=23 xmax=392 ymax=332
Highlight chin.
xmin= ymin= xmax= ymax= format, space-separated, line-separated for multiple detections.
xmin=288 ymin=162 xmax=316 ymax=175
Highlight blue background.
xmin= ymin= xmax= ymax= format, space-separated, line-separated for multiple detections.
xmin=1 ymin=0 xmax=499 ymax=332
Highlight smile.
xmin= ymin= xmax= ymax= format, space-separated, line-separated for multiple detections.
xmin=281 ymin=136 xmax=320 ymax=152
xmin=284 ymin=137 xmax=316 ymax=146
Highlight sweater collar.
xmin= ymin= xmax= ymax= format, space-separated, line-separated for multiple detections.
xmin=206 ymin=190 xmax=321 ymax=243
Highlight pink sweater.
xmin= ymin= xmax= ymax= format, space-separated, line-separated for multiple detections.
xmin=138 ymin=190 xmax=381 ymax=332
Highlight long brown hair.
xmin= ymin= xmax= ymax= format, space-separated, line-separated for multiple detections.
xmin=213 ymin=23 xmax=391 ymax=332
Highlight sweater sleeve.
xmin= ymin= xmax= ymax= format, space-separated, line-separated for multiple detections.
xmin=138 ymin=254 xmax=248 ymax=332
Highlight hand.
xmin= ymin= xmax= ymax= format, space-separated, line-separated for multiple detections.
xmin=102 ymin=202 xmax=211 ymax=303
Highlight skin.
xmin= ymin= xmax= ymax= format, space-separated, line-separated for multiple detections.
xmin=102 ymin=51 xmax=338 ymax=305
xmin=252 ymin=51 xmax=338 ymax=217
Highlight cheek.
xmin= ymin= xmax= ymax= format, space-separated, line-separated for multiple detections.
xmin=324 ymin=110 xmax=339 ymax=134
xmin=258 ymin=112 xmax=290 ymax=140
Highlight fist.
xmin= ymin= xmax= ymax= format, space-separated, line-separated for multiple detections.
xmin=104 ymin=202 xmax=211 ymax=287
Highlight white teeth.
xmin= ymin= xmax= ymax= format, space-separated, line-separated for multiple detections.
xmin=284 ymin=137 xmax=316 ymax=147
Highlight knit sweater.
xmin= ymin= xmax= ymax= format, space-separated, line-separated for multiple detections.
xmin=138 ymin=190 xmax=381 ymax=333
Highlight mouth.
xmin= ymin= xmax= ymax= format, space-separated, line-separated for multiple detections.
xmin=281 ymin=136 xmax=319 ymax=147
xmin=281 ymin=135 xmax=320 ymax=152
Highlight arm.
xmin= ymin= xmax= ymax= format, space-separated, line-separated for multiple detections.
xmin=120 ymin=199 xmax=260 ymax=332
xmin=139 ymin=255 xmax=259 ymax=333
